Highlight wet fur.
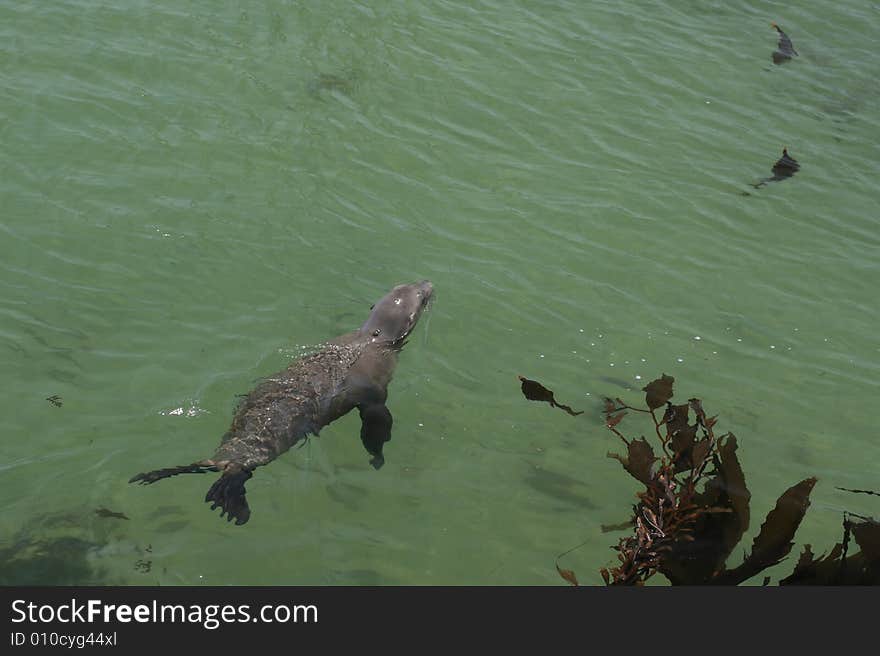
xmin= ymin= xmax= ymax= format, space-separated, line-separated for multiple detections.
xmin=130 ymin=281 xmax=433 ymax=525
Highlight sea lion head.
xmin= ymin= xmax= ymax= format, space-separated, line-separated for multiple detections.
xmin=361 ymin=280 xmax=434 ymax=345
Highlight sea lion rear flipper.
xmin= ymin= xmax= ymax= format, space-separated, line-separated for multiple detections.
xmin=205 ymin=464 xmax=253 ymax=525
xmin=129 ymin=461 xmax=218 ymax=485
xmin=359 ymin=403 xmax=393 ymax=470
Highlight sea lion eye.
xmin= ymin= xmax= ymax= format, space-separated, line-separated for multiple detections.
xmin=373 ymin=329 xmax=381 ymax=337
xmin=394 ymin=298 xmax=401 ymax=305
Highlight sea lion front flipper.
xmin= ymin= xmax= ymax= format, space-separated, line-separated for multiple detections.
xmin=359 ymin=402 xmax=393 ymax=470
xmin=204 ymin=463 xmax=253 ymax=525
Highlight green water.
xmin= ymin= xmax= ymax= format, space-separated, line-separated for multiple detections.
xmin=1 ymin=1 xmax=878 ymax=585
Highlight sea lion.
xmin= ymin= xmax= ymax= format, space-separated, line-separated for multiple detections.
xmin=130 ymin=280 xmax=434 ymax=525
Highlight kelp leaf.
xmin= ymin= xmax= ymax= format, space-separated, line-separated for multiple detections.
xmin=518 ymin=375 xmax=583 ymax=416
xmin=606 ymin=411 xmax=626 ymax=428
xmin=851 ymin=519 xmax=880 ymax=562
xmin=518 ymin=375 xmax=554 ymax=403
xmin=556 ymin=564 xmax=579 ymax=586
xmin=663 ymin=403 xmax=691 ymax=439
xmin=749 ymin=477 xmax=816 ymax=563
xmin=685 ymin=434 xmax=751 ymax=577
xmin=691 ymin=438 xmax=712 ymax=471
xmin=716 ymin=477 xmax=816 ymax=584
xmin=779 ymin=543 xmax=844 ymax=585
xmin=793 ymin=544 xmax=817 ymax=573
xmin=664 ymin=404 xmax=698 ymax=471
xmin=608 ymin=438 xmax=656 ymax=485
xmin=625 ymin=438 xmax=657 ymax=484
xmin=688 ymin=398 xmax=705 ymax=422
xmin=643 ymin=374 xmax=674 ymax=410
xmin=715 ymin=434 xmax=751 ymax=558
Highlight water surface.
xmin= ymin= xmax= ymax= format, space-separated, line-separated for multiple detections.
xmin=1 ymin=1 xmax=878 ymax=585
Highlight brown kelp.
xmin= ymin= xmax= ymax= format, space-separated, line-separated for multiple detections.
xmin=780 ymin=513 xmax=880 ymax=585
xmin=518 ymin=375 xmax=584 ymax=416
xmin=545 ymin=374 xmax=877 ymax=585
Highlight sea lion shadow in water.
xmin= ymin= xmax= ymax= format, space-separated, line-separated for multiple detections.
xmin=130 ymin=281 xmax=435 ymax=526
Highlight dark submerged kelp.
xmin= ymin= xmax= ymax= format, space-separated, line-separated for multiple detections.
xmin=307 ymin=71 xmax=359 ymax=98
xmin=596 ymin=375 xmax=812 ymax=585
xmin=779 ymin=500 xmax=880 ymax=585
xmin=95 ymin=507 xmax=130 ymax=521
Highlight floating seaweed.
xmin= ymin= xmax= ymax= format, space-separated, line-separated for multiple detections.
xmin=46 ymin=395 xmax=63 ymax=407
xmin=781 ymin=512 xmax=880 ymax=585
xmin=595 ymin=375 xmax=819 ymax=585
xmin=551 ymin=374 xmax=877 ymax=585
xmin=771 ymin=23 xmax=798 ymax=65
xmin=518 ymin=375 xmax=583 ymax=416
